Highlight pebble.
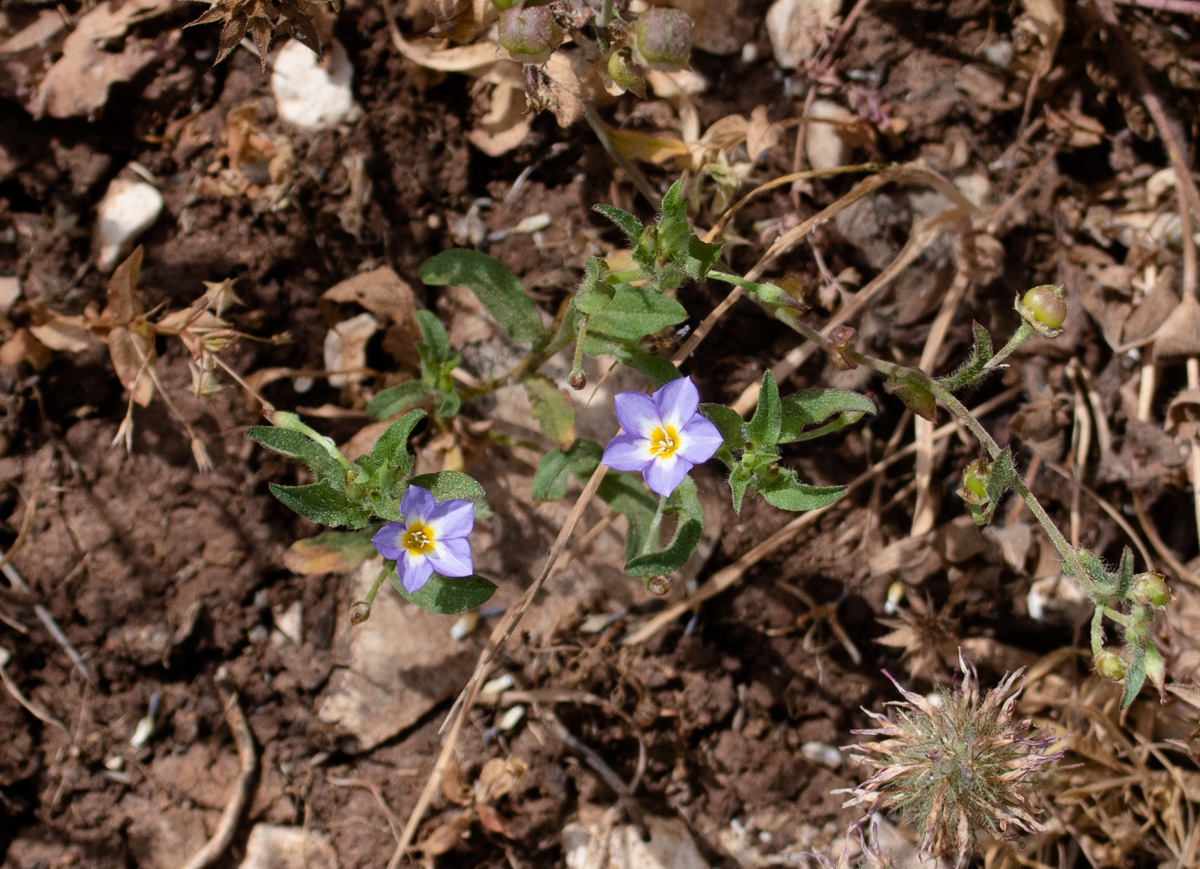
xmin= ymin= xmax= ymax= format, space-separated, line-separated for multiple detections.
xmin=271 ymin=39 xmax=358 ymax=130
xmin=94 ymin=176 xmax=163 ymax=271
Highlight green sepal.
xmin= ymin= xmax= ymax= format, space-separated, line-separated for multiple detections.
xmin=357 ymin=409 xmax=426 ymax=477
xmin=1120 ymin=641 xmax=1148 ymax=709
xmin=657 ymin=180 xmax=692 ymax=265
xmin=587 ymin=284 xmax=688 ymax=342
xmin=779 ymin=389 xmax=876 ymax=444
xmin=939 ymin=322 xmax=994 ymax=392
xmin=420 ymin=250 xmax=549 ymax=346
xmin=757 ymin=470 xmax=845 ymax=512
xmin=532 ymin=438 xmax=602 ymax=503
xmin=729 ymin=464 xmax=752 ymax=513
xmin=626 ymin=477 xmax=704 ymax=579
xmin=268 ymin=482 xmax=372 ymax=529
xmin=746 ymin=371 xmax=783 ymax=450
xmin=367 ymin=380 xmax=430 ymax=421
xmin=573 ymin=257 xmax=616 ymax=315
xmin=246 ymin=426 xmax=347 ymax=487
xmin=884 ymin=374 xmax=937 ymax=422
xmin=390 ymin=567 xmax=497 ymax=614
xmin=524 ymin=374 xmax=576 ymax=449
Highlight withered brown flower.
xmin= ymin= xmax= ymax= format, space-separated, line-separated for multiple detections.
xmin=839 ymin=652 xmax=1063 ymax=866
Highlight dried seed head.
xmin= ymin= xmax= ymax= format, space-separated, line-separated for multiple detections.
xmin=839 ymin=652 xmax=1063 ymax=866
xmin=634 ymin=8 xmax=693 ymax=71
xmin=497 ymin=6 xmax=563 ymax=64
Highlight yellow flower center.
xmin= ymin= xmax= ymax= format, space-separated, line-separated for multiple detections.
xmin=649 ymin=425 xmax=680 ymax=459
xmin=402 ymin=521 xmax=436 ymax=556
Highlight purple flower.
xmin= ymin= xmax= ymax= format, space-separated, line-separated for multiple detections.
xmin=372 ymin=485 xmax=474 ymax=593
xmin=601 ymin=376 xmax=723 ymax=497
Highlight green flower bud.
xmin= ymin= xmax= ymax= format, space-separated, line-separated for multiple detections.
xmin=1130 ymin=571 xmax=1172 ymax=607
xmin=647 ymin=575 xmax=672 ymax=595
xmin=635 ymin=8 xmax=692 ymax=71
xmin=1016 ymin=285 xmax=1067 ymax=337
xmin=607 ymin=46 xmax=646 ymax=93
xmin=1094 ymin=649 xmax=1126 ymax=681
xmin=498 ymin=5 xmax=563 ymax=64
xmin=959 ymin=458 xmax=991 ymax=506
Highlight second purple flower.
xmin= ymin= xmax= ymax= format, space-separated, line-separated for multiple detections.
xmin=601 ymin=376 xmax=723 ymax=497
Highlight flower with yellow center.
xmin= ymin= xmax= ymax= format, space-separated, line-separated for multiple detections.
xmin=601 ymin=376 xmax=723 ymax=497
xmin=372 ymin=485 xmax=475 ymax=593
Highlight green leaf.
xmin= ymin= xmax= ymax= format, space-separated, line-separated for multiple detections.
xmin=416 ymin=309 xmax=453 ymax=363
xmin=524 ymin=374 xmax=576 ymax=449
xmin=531 ymin=438 xmax=604 ymax=503
xmin=574 ymin=257 xmax=616 ymax=315
xmin=757 ymin=471 xmax=845 ymax=512
xmin=284 ymin=530 xmax=377 ymax=574
xmin=392 ymin=569 xmax=497 ymax=614
xmin=939 ymin=321 xmax=995 ymax=392
xmin=885 ymin=374 xmax=937 ymax=422
xmin=596 ymin=472 xmax=658 ymax=560
xmin=421 ymin=250 xmax=548 ymax=345
xmin=587 ymin=284 xmax=688 ymax=342
xmin=746 ymin=371 xmax=782 ymax=449
xmin=359 ymin=409 xmax=426 ymax=476
xmin=1121 ymin=642 xmax=1148 ymax=708
xmin=594 ymin=203 xmax=645 ymax=249
xmin=657 ymin=180 xmax=692 ymax=262
xmin=269 ymin=482 xmax=371 ymax=529
xmin=246 ymin=426 xmax=347 ymax=487
xmin=407 ymin=471 xmax=487 ymax=505
xmin=969 ymin=448 xmax=1013 ymax=526
xmin=367 ymin=381 xmax=430 ymax=421
xmin=626 ymin=477 xmax=704 ymax=578
xmin=433 ymin=387 xmax=462 ymax=420
xmin=779 ymin=389 xmax=876 ymax=444
xmin=686 ymin=235 xmax=723 ymax=279
xmin=729 ymin=464 xmax=751 ymax=513
xmin=585 ymin=335 xmax=682 ymax=387
xmin=701 ymin=403 xmax=746 ymax=456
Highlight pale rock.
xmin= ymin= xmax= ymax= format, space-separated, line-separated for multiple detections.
xmin=271 ymin=39 xmax=358 ymax=130
xmin=94 ymin=176 xmax=163 ymax=271
xmin=804 ymin=99 xmax=855 ymax=171
xmin=766 ymin=0 xmax=839 ymax=70
xmin=564 ymin=815 xmax=709 ymax=869
xmin=239 ymin=825 xmax=337 ymax=869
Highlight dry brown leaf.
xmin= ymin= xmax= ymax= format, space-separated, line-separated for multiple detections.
xmin=418 ymin=811 xmax=472 ymax=857
xmin=0 ymin=328 xmax=54 ymax=370
xmin=33 ymin=0 xmax=170 ymax=118
xmin=1017 ymin=0 xmax=1065 ymax=77
xmin=1122 ymin=269 xmax=1177 ymax=345
xmin=765 ymin=0 xmax=838 ymax=70
xmin=0 ymin=276 xmax=19 ymax=312
xmin=1045 ymin=106 xmax=1105 ymax=149
xmin=324 ymin=312 xmax=378 ymax=387
xmin=107 ymin=327 xmax=156 ymax=406
xmin=467 ymin=82 xmax=532 ymax=157
xmin=441 ymin=754 xmax=473 ymax=806
xmin=745 ymin=105 xmax=782 ymax=161
xmin=1152 ymin=293 xmax=1200 ymax=361
xmin=1166 ymin=390 xmax=1200 ymax=440
xmin=0 ymin=10 xmax=66 ymax=55
xmin=475 ymin=756 xmax=526 ymax=802
xmin=27 ymin=308 xmax=92 ymax=353
xmin=604 ymin=124 xmax=690 ymax=165
xmin=320 ymin=266 xmax=421 ymax=370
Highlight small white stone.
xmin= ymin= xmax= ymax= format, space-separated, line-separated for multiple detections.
xmin=272 ymin=39 xmax=357 ymax=130
xmin=805 ymin=99 xmax=856 ymax=171
xmin=498 ymin=704 xmax=525 ymax=731
xmin=801 ymin=741 xmax=842 ymax=768
xmin=94 ymin=176 xmax=163 ymax=271
xmin=766 ymin=0 xmax=839 ymax=70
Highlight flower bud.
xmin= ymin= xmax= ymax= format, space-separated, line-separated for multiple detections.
xmin=350 ymin=601 xmax=372 ymax=624
xmin=498 ymin=6 xmax=562 ymax=64
xmin=1130 ymin=571 xmax=1172 ymax=607
xmin=568 ymin=370 xmax=587 ymax=390
xmin=635 ymin=8 xmax=692 ymax=70
xmin=647 ymin=575 xmax=672 ymax=595
xmin=959 ymin=458 xmax=991 ymax=507
xmin=607 ymin=47 xmax=646 ymax=94
xmin=1094 ymin=649 xmax=1126 ymax=681
xmin=1016 ymin=285 xmax=1067 ymax=337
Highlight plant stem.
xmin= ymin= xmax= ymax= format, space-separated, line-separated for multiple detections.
xmin=984 ymin=322 xmax=1034 ymax=372
xmin=597 ymin=0 xmax=615 ymax=29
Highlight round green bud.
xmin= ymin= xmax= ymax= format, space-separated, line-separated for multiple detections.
xmin=1016 ymin=285 xmax=1067 ymax=336
xmin=635 ymin=8 xmax=693 ymax=71
xmin=1131 ymin=571 xmax=1172 ymax=607
xmin=1094 ymin=649 xmax=1126 ymax=681
xmin=498 ymin=5 xmax=563 ymax=64
xmin=647 ymin=575 xmax=672 ymax=595
xmin=1143 ymin=643 xmax=1167 ymax=697
xmin=958 ymin=458 xmax=990 ymax=506
xmin=607 ymin=46 xmax=646 ymax=92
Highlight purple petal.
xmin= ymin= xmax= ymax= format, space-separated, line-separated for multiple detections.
xmin=427 ymin=536 xmax=473 ymax=578
xmin=372 ymin=522 xmax=408 ymax=561
xmin=399 ymin=554 xmax=435 ymax=593
xmin=400 ymin=485 xmax=435 ymax=522
xmin=676 ymin=415 xmax=723 ymax=464
xmin=653 ymin=376 xmax=700 ymax=430
xmin=613 ymin=392 xmax=661 ymax=439
xmin=426 ymin=498 xmax=474 ymax=540
xmin=602 ymin=431 xmax=654 ymax=472
xmin=644 ymin=454 xmax=692 ymax=497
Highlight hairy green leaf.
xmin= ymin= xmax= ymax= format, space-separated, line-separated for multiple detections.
xmin=392 ymin=569 xmax=497 ymax=614
xmin=779 ymin=389 xmax=875 ymax=443
xmin=246 ymin=426 xmax=346 ymax=486
xmin=269 ymin=482 xmax=371 ymax=528
xmin=420 ymin=250 xmax=548 ymax=345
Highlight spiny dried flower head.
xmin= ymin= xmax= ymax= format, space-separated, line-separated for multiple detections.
xmin=186 ymin=0 xmax=340 ymax=70
xmin=839 ymin=653 xmax=1062 ymax=866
